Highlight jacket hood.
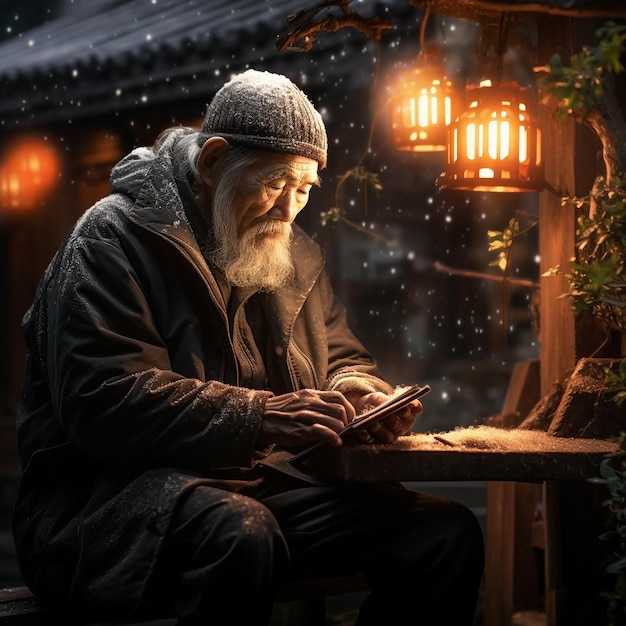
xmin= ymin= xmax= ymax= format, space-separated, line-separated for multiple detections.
xmin=108 ymin=129 xmax=206 ymax=257
xmin=110 ymin=146 xmax=156 ymax=200
xmin=110 ymin=127 xmax=195 ymax=201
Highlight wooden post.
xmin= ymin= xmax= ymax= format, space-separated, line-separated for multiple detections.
xmin=537 ymin=18 xmax=577 ymax=621
xmin=485 ymin=482 xmax=542 ymax=625
xmin=536 ymin=16 xmax=609 ymax=626
xmin=484 ymin=359 xmax=542 ymax=626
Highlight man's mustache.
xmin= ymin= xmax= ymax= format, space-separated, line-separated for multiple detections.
xmin=249 ymin=220 xmax=291 ymax=237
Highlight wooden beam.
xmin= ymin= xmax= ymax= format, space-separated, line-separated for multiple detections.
xmin=408 ymin=0 xmax=626 ymax=24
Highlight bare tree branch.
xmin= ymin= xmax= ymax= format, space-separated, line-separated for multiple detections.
xmin=582 ymin=74 xmax=626 ymax=182
xmin=276 ymin=0 xmax=394 ymax=52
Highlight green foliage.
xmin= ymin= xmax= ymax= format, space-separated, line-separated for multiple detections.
xmin=532 ymin=23 xmax=626 ymax=332
xmin=337 ymin=165 xmax=383 ymax=196
xmin=534 ymin=22 xmax=626 ymax=122
xmin=487 ymin=218 xmax=519 ymax=272
xmin=566 ymin=176 xmax=626 ymax=332
xmin=568 ymin=255 xmax=625 ymax=314
xmin=604 ymin=359 xmax=626 ymax=408
xmin=595 ymin=445 xmax=626 ymax=625
xmin=320 ymin=207 xmax=341 ymax=226
xmin=321 ymin=165 xmax=382 ymax=229
xmin=486 ymin=213 xmax=538 ymax=283
xmin=572 ymin=176 xmax=626 ymax=267
xmin=594 ymin=360 xmax=626 ymax=625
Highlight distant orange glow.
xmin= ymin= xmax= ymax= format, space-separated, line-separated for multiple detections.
xmin=0 ymin=137 xmax=60 ymax=214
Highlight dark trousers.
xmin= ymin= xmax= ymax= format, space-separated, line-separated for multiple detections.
xmin=148 ymin=480 xmax=485 ymax=625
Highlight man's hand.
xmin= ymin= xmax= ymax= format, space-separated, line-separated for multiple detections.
xmin=345 ymin=391 xmax=423 ymax=444
xmin=258 ymin=389 xmax=356 ymax=448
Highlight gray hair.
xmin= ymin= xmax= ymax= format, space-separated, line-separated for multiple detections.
xmin=156 ymin=127 xmax=266 ymax=186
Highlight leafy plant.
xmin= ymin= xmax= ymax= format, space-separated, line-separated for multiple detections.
xmin=592 ymin=359 xmax=626 ymax=623
xmin=595 ymin=443 xmax=626 ymax=626
xmin=321 ymin=165 xmax=391 ymax=243
xmin=489 ymin=23 xmax=626 ymax=333
xmin=534 ymin=22 xmax=626 ymax=122
xmin=604 ymin=359 xmax=626 ymax=408
xmin=566 ymin=175 xmax=626 ymax=332
xmin=327 ymin=164 xmax=383 ymax=226
xmin=487 ymin=214 xmax=538 ymax=275
xmin=535 ymin=24 xmax=626 ymax=332
xmin=487 ymin=218 xmax=520 ymax=272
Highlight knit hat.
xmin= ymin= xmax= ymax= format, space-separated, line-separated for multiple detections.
xmin=200 ymin=69 xmax=328 ymax=169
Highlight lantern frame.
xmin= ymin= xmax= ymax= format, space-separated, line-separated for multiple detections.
xmin=439 ymin=81 xmax=544 ymax=192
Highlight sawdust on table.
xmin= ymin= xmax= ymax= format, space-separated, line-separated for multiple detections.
xmin=395 ymin=425 xmax=620 ymax=454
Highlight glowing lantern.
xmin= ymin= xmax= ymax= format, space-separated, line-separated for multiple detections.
xmin=390 ymin=66 xmax=462 ymax=152
xmin=439 ymin=81 xmax=544 ymax=192
xmin=0 ymin=138 xmax=60 ymax=213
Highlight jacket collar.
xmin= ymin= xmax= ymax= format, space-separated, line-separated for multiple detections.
xmin=117 ymin=140 xmax=326 ymax=318
xmin=264 ymin=225 xmax=325 ymax=343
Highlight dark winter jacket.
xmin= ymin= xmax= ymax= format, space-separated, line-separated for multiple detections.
xmin=12 ymin=130 xmax=391 ymax=617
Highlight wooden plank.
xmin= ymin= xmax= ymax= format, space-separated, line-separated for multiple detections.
xmin=0 ymin=587 xmax=34 ymax=604
xmin=407 ymin=0 xmax=626 ymax=22
xmin=1 ymin=578 xmax=368 ymax=625
xmin=543 ymin=480 xmax=611 ymax=626
xmin=485 ymin=359 xmax=543 ymax=626
xmin=0 ymin=587 xmax=52 ymax=626
xmin=494 ymin=359 xmax=541 ymax=428
xmin=297 ymin=428 xmax=619 ymax=482
xmin=512 ymin=610 xmax=548 ymax=626
xmin=485 ymin=482 xmax=542 ymax=626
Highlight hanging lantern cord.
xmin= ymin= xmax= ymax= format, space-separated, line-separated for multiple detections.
xmin=418 ymin=6 xmax=430 ymax=54
xmin=495 ymin=12 xmax=511 ymax=82
xmin=417 ymin=6 xmax=446 ymax=66
xmin=477 ymin=12 xmax=511 ymax=81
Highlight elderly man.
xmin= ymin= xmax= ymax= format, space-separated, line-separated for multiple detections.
xmin=13 ymin=70 xmax=484 ymax=625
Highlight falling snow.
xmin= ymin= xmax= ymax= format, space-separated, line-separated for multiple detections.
xmin=0 ymin=0 xmax=540 ymax=436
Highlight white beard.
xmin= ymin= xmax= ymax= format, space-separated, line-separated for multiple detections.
xmin=212 ymin=216 xmax=294 ymax=291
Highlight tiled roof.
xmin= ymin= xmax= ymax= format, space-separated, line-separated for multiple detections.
xmin=3 ymin=0 xmax=614 ymax=127
xmin=0 ymin=0 xmax=407 ymax=126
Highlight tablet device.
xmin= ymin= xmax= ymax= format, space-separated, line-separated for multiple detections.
xmin=289 ymin=384 xmax=431 ymax=465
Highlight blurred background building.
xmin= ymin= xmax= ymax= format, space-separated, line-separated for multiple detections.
xmin=0 ymin=0 xmax=541 ymax=430
xmin=0 ymin=0 xmax=546 ymax=597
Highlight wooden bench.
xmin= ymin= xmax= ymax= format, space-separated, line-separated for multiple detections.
xmin=0 ymin=577 xmax=369 ymax=626
xmin=0 ymin=587 xmax=54 ymax=626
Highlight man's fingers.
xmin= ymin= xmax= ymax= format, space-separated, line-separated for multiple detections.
xmin=365 ymin=411 xmax=416 ymax=443
xmin=315 ymin=390 xmax=356 ymax=423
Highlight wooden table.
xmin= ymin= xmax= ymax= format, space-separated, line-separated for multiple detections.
xmin=291 ymin=426 xmax=621 ymax=626
xmin=297 ymin=426 xmax=619 ymax=482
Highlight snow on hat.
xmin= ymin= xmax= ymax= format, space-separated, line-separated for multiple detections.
xmin=200 ymin=69 xmax=328 ymax=169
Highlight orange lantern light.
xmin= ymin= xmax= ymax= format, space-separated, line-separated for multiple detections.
xmin=389 ymin=7 xmax=462 ymax=154
xmin=390 ymin=66 xmax=462 ymax=152
xmin=438 ymin=81 xmax=544 ymax=192
xmin=0 ymin=137 xmax=60 ymax=213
